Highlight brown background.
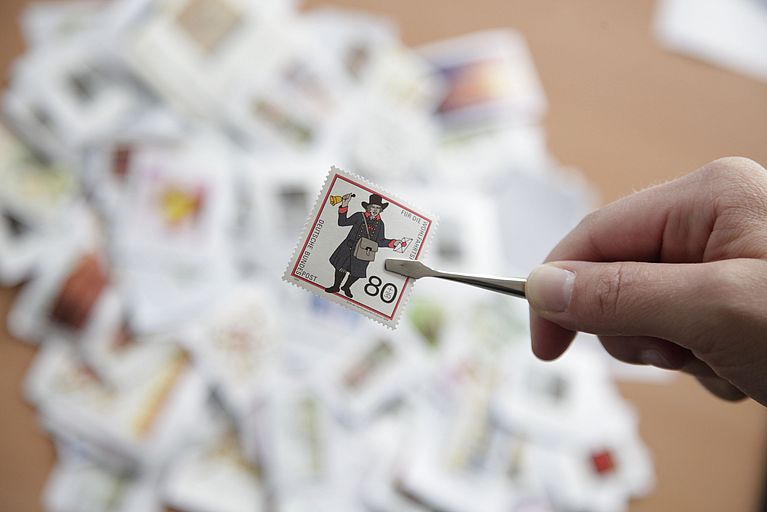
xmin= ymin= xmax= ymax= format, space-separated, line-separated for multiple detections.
xmin=2 ymin=0 xmax=767 ymax=511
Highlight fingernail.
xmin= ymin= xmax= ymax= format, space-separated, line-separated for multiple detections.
xmin=527 ymin=265 xmax=575 ymax=313
xmin=639 ymin=349 xmax=671 ymax=369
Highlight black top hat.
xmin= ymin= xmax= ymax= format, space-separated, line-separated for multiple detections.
xmin=362 ymin=193 xmax=389 ymax=211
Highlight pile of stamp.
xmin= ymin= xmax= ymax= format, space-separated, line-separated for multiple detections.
xmin=0 ymin=1 xmax=654 ymax=511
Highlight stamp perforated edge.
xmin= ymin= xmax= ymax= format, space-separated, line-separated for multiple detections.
xmin=282 ymin=166 xmax=437 ymax=329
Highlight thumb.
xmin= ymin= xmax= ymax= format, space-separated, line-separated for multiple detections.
xmin=526 ymin=260 xmax=728 ymax=345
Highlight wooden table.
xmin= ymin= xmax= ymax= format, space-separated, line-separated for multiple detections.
xmin=2 ymin=0 xmax=767 ymax=511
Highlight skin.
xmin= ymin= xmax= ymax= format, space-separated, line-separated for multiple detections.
xmin=526 ymin=157 xmax=767 ymax=405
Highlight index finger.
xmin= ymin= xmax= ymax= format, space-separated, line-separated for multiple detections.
xmin=547 ymin=168 xmax=718 ymax=265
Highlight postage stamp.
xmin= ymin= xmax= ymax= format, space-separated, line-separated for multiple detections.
xmin=283 ymin=166 xmax=435 ymax=328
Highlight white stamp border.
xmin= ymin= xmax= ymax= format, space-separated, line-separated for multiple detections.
xmin=282 ymin=166 xmax=436 ymax=328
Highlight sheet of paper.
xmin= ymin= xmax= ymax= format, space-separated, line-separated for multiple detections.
xmin=655 ymin=0 xmax=767 ymax=83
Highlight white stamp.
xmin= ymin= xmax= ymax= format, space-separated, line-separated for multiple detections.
xmin=283 ymin=167 xmax=435 ymax=328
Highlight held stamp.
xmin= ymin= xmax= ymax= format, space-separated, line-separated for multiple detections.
xmin=283 ymin=166 xmax=435 ymax=328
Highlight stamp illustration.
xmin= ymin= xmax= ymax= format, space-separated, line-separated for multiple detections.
xmin=284 ymin=167 xmax=435 ymax=328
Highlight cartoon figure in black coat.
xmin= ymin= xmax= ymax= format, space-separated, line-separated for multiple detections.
xmin=325 ymin=193 xmax=408 ymax=298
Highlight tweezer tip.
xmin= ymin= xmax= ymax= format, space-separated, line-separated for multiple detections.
xmin=385 ymin=258 xmax=429 ymax=280
xmin=384 ymin=258 xmax=405 ymax=273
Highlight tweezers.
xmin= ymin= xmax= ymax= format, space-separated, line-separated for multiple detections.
xmin=384 ymin=259 xmax=527 ymax=299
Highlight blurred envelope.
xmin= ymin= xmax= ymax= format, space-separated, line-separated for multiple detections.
xmin=655 ymin=0 xmax=767 ymax=83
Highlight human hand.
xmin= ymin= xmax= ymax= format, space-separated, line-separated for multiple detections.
xmin=341 ymin=193 xmax=354 ymax=208
xmin=526 ymin=157 xmax=767 ymax=404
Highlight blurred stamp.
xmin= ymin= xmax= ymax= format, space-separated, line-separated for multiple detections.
xmin=175 ymin=0 xmax=244 ymax=55
xmin=283 ymin=166 xmax=435 ymax=328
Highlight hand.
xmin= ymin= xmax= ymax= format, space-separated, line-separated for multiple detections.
xmin=526 ymin=157 xmax=767 ymax=404
xmin=341 ymin=193 xmax=353 ymax=208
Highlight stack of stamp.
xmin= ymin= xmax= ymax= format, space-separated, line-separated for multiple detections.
xmin=0 ymin=1 xmax=654 ymax=511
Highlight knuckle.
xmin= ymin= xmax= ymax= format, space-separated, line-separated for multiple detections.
xmin=698 ymin=157 xmax=767 ymax=217
xmin=591 ymin=262 xmax=630 ymax=320
xmin=699 ymin=157 xmax=767 ymax=194
xmin=575 ymin=210 xmax=604 ymax=254
xmin=701 ymin=156 xmax=766 ymax=181
xmin=577 ymin=209 xmax=600 ymax=232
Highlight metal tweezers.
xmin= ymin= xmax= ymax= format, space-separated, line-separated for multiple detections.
xmin=385 ymin=258 xmax=527 ymax=299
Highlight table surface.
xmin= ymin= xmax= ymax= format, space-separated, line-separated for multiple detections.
xmin=2 ymin=0 xmax=767 ymax=511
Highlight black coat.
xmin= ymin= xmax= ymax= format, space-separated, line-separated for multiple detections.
xmin=329 ymin=210 xmax=393 ymax=278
